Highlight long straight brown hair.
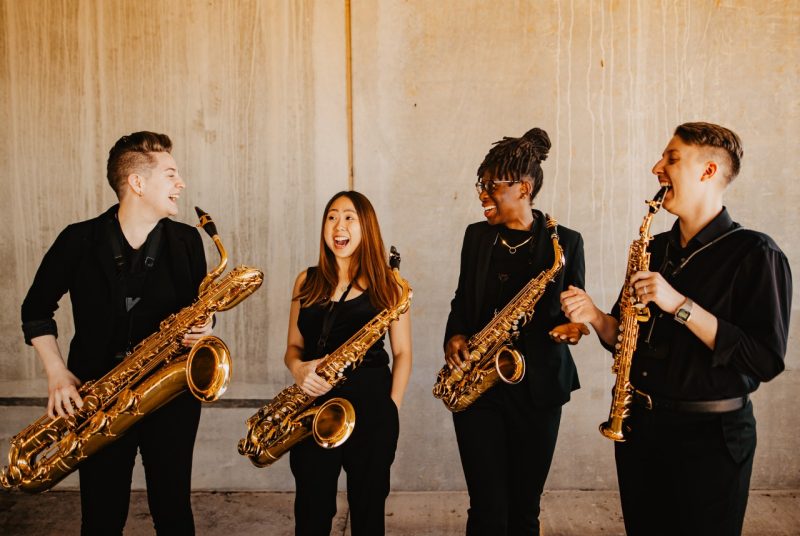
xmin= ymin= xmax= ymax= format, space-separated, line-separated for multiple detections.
xmin=296 ymin=191 xmax=399 ymax=311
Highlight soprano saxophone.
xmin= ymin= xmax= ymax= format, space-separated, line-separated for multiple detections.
xmin=600 ymin=186 xmax=669 ymax=441
xmin=238 ymin=247 xmax=411 ymax=467
xmin=433 ymin=215 xmax=565 ymax=412
xmin=1 ymin=208 xmax=264 ymax=492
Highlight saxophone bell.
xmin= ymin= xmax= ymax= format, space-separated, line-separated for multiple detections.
xmin=495 ymin=345 xmax=526 ymax=385
xmin=185 ymin=336 xmax=232 ymax=402
xmin=311 ymin=397 xmax=356 ymax=448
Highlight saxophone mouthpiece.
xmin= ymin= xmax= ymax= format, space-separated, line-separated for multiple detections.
xmin=195 ymin=207 xmax=218 ymax=238
xmin=389 ymin=246 xmax=401 ymax=269
xmin=648 ymin=186 xmax=670 ymax=213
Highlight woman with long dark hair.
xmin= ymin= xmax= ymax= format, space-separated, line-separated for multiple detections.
xmin=443 ymin=127 xmax=587 ymax=535
xmin=285 ymin=191 xmax=412 ymax=536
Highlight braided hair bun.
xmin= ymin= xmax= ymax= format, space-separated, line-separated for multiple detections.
xmin=477 ymin=126 xmax=552 ymax=203
xmin=520 ymin=128 xmax=551 ymax=162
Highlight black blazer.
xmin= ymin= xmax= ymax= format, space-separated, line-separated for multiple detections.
xmin=444 ymin=209 xmax=585 ymax=407
xmin=21 ymin=205 xmax=207 ymax=382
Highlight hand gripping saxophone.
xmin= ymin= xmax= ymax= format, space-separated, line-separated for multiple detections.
xmin=433 ymin=215 xmax=565 ymax=412
xmin=238 ymin=247 xmax=411 ymax=467
xmin=1 ymin=208 xmax=264 ymax=492
xmin=599 ymin=186 xmax=669 ymax=442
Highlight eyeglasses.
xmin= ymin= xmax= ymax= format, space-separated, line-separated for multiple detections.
xmin=474 ymin=179 xmax=519 ymax=195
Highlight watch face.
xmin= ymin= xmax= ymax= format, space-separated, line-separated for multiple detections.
xmin=677 ymin=309 xmax=690 ymax=322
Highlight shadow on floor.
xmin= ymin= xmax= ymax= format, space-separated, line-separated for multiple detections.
xmin=1 ymin=489 xmax=798 ymax=535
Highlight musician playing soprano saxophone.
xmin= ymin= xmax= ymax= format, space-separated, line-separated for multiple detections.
xmin=284 ymin=191 xmax=411 ymax=536
xmin=444 ymin=127 xmax=587 ymax=535
xmin=559 ymin=122 xmax=792 ymax=536
xmin=21 ymin=132 xmax=212 ymax=535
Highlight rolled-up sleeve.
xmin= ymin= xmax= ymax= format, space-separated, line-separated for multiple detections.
xmin=711 ymin=243 xmax=792 ymax=382
xmin=21 ymin=226 xmax=78 ymax=346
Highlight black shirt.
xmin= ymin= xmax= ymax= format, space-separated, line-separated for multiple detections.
xmin=481 ymin=227 xmax=538 ymax=355
xmin=609 ymin=208 xmax=792 ymax=400
xmin=21 ymin=205 xmax=206 ymax=382
xmin=107 ymin=218 xmax=171 ymax=363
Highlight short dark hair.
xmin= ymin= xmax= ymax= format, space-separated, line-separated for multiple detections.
xmin=477 ymin=127 xmax=551 ymax=203
xmin=674 ymin=122 xmax=743 ymax=182
xmin=106 ymin=131 xmax=173 ymax=197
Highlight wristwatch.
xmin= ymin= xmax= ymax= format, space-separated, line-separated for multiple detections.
xmin=674 ymin=298 xmax=694 ymax=325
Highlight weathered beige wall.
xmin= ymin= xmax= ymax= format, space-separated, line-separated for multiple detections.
xmin=1 ymin=0 xmax=798 ymax=492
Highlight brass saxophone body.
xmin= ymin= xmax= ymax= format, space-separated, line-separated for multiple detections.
xmin=433 ymin=215 xmax=565 ymax=413
xmin=238 ymin=248 xmax=411 ymax=468
xmin=1 ymin=208 xmax=264 ymax=493
xmin=600 ymin=186 xmax=669 ymax=442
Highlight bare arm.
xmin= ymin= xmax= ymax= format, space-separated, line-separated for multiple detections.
xmin=30 ymin=335 xmax=83 ymax=418
xmin=284 ymin=271 xmax=331 ymax=397
xmin=388 ymin=308 xmax=412 ymax=408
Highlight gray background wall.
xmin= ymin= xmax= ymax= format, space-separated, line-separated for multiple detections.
xmin=1 ymin=0 xmax=798 ymax=491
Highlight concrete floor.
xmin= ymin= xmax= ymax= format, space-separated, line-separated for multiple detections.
xmin=1 ymin=489 xmax=799 ymax=535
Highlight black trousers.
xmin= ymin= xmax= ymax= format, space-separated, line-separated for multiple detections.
xmin=615 ymin=400 xmax=756 ymax=536
xmin=453 ymin=383 xmax=562 ymax=536
xmin=289 ymin=366 xmax=400 ymax=536
xmin=78 ymin=392 xmax=201 ymax=536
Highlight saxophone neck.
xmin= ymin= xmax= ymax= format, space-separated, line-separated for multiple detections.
xmin=388 ymin=245 xmax=412 ymax=314
xmin=195 ymin=207 xmax=229 ymax=295
xmin=544 ymin=214 xmax=566 ymax=273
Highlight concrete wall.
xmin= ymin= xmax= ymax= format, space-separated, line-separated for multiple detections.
xmin=1 ymin=0 xmax=798 ymax=491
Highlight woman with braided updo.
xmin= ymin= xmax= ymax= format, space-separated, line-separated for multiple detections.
xmin=443 ymin=127 xmax=587 ymax=535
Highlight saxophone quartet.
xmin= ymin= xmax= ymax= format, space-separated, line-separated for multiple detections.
xmin=1 ymin=208 xmax=264 ymax=492
xmin=599 ymin=186 xmax=669 ymax=442
xmin=238 ymin=247 xmax=411 ymax=468
xmin=433 ymin=215 xmax=565 ymax=412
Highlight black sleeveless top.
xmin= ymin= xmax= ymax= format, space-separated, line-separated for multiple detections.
xmin=297 ymin=269 xmax=390 ymax=368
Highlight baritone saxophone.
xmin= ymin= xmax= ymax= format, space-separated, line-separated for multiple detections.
xmin=432 ymin=215 xmax=565 ymax=412
xmin=238 ymin=247 xmax=411 ymax=468
xmin=1 ymin=208 xmax=264 ymax=492
xmin=600 ymin=186 xmax=669 ymax=442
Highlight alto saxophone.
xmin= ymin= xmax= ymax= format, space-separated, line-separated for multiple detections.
xmin=433 ymin=215 xmax=565 ymax=412
xmin=238 ymin=247 xmax=411 ymax=467
xmin=1 ymin=208 xmax=264 ymax=492
xmin=600 ymin=186 xmax=669 ymax=442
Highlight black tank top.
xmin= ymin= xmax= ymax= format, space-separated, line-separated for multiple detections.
xmin=297 ymin=270 xmax=390 ymax=368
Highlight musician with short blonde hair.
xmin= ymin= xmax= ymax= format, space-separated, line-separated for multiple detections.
xmin=560 ymin=122 xmax=792 ymax=536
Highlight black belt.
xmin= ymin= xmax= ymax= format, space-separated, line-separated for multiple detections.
xmin=633 ymin=390 xmax=747 ymax=413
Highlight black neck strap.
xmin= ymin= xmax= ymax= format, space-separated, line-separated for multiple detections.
xmin=317 ymin=281 xmax=354 ymax=354
xmin=107 ymin=213 xmax=163 ymax=276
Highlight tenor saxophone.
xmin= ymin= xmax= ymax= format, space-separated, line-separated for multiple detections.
xmin=599 ymin=186 xmax=669 ymax=442
xmin=1 ymin=208 xmax=264 ymax=492
xmin=238 ymin=247 xmax=411 ymax=468
xmin=433 ymin=215 xmax=565 ymax=412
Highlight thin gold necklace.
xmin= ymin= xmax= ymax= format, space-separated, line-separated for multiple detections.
xmin=498 ymin=234 xmax=532 ymax=254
